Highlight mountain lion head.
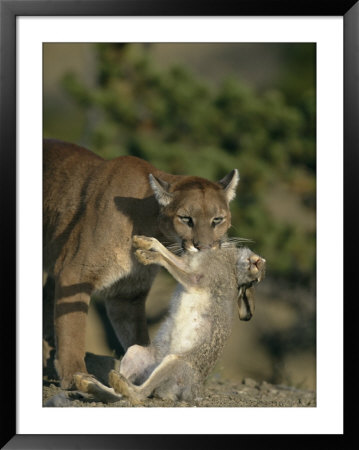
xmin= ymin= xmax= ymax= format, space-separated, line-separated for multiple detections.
xmin=149 ymin=170 xmax=239 ymax=253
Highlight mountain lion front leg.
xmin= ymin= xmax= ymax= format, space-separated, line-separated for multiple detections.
xmin=43 ymin=274 xmax=55 ymax=370
xmin=74 ymin=373 xmax=123 ymax=403
xmin=105 ymin=291 xmax=150 ymax=353
xmin=54 ymin=274 xmax=93 ymax=389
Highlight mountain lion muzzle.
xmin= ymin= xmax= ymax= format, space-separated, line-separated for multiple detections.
xmin=43 ymin=139 xmax=239 ymax=389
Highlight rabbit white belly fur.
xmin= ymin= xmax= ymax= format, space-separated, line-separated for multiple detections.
xmin=167 ymin=290 xmax=211 ymax=354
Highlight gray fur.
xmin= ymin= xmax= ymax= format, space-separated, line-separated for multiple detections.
xmin=75 ymin=236 xmax=265 ymax=404
xmin=110 ymin=237 xmax=265 ymax=403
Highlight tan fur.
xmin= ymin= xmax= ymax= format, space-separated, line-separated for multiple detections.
xmin=43 ymin=139 xmax=239 ymax=388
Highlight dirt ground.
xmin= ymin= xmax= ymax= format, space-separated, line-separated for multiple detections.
xmin=43 ymin=353 xmax=316 ymax=408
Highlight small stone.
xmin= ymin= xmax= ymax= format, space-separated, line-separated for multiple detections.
xmin=260 ymin=381 xmax=272 ymax=391
xmin=45 ymin=392 xmax=73 ymax=407
xmin=242 ymin=377 xmax=258 ymax=388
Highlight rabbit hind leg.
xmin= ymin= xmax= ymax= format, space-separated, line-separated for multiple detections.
xmin=110 ymin=354 xmax=195 ymax=403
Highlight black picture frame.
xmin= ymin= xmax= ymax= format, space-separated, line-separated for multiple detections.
xmin=1 ymin=1 xmax=357 ymax=448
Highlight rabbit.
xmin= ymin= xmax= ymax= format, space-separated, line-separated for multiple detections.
xmin=74 ymin=235 xmax=265 ymax=404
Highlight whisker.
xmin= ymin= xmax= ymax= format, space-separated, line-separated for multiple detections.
xmin=162 ymin=240 xmax=184 ymax=256
xmin=221 ymin=236 xmax=255 ymax=248
xmin=165 ymin=242 xmax=182 ymax=249
xmin=227 ymin=236 xmax=254 ymax=243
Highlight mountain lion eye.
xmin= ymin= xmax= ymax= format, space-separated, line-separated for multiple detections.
xmin=212 ymin=217 xmax=223 ymax=227
xmin=179 ymin=216 xmax=194 ymax=227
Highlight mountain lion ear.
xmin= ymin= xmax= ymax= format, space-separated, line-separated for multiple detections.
xmin=218 ymin=169 xmax=240 ymax=202
xmin=149 ymin=174 xmax=173 ymax=207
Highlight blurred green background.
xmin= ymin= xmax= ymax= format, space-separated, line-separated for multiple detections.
xmin=43 ymin=43 xmax=316 ymax=390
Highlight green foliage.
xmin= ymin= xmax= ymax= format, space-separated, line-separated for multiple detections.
xmin=59 ymin=43 xmax=316 ymax=285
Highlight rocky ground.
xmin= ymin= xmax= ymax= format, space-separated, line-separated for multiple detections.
xmin=43 ymin=353 xmax=316 ymax=408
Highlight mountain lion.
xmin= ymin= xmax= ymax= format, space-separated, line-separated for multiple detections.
xmin=43 ymin=139 xmax=239 ymax=388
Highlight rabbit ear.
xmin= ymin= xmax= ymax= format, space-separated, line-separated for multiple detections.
xmin=237 ymin=286 xmax=255 ymax=321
